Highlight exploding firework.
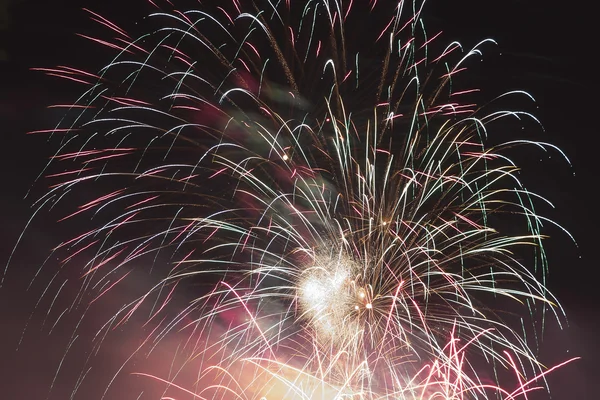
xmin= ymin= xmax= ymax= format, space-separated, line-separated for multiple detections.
xmin=15 ymin=0 xmax=576 ymax=398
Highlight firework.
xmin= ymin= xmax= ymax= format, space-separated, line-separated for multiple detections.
xmin=15 ymin=0 xmax=576 ymax=398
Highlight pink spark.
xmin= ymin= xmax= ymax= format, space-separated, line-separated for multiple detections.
xmin=89 ymin=270 xmax=132 ymax=305
xmin=245 ymin=42 xmax=261 ymax=60
xmin=451 ymin=89 xmax=481 ymax=97
xmin=217 ymin=7 xmax=234 ymax=25
xmin=441 ymin=67 xmax=468 ymax=79
xmin=419 ymin=31 xmax=443 ymax=50
xmin=45 ymin=168 xmax=93 ymax=178
xmin=77 ymin=34 xmax=133 ymax=54
xmin=60 ymin=240 xmax=100 ymax=265
xmin=376 ymin=17 xmax=395 ymax=42
xmin=125 ymin=195 xmax=160 ymax=210
xmin=82 ymin=248 xmax=127 ymax=278
xmin=83 ymin=8 xmax=131 ymax=39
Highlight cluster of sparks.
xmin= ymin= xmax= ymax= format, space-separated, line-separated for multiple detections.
xmin=15 ymin=0 xmax=577 ymax=398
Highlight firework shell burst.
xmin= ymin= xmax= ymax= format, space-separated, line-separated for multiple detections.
xmin=18 ymin=0 xmax=576 ymax=398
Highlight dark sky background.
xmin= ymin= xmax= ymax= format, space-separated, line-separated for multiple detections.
xmin=0 ymin=0 xmax=596 ymax=399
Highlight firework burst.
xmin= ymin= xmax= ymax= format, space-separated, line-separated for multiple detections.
xmin=15 ymin=0 xmax=576 ymax=398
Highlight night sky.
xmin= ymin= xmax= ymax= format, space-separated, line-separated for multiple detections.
xmin=1 ymin=0 xmax=596 ymax=398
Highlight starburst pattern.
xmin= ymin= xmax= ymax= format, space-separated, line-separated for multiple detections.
xmin=17 ymin=0 xmax=576 ymax=398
